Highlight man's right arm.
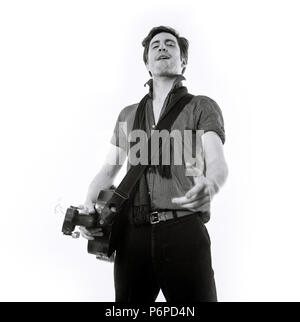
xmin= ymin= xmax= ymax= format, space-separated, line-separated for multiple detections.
xmin=84 ymin=143 xmax=127 ymax=210
xmin=79 ymin=144 xmax=127 ymax=240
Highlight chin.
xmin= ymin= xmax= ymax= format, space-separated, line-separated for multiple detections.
xmin=154 ymin=70 xmax=178 ymax=77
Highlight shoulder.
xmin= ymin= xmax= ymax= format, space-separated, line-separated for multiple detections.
xmin=191 ymin=95 xmax=224 ymax=119
xmin=117 ymin=103 xmax=139 ymax=122
xmin=191 ymin=95 xmax=221 ymax=109
xmin=191 ymin=95 xmax=225 ymax=143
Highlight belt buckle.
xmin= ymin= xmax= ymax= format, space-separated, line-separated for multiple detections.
xmin=150 ymin=211 xmax=160 ymax=224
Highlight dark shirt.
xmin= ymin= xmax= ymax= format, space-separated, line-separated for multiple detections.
xmin=110 ymin=75 xmax=225 ymax=210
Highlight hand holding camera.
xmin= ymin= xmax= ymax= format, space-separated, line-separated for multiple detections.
xmin=77 ymin=204 xmax=104 ymax=240
xmin=61 ymin=189 xmax=117 ymax=262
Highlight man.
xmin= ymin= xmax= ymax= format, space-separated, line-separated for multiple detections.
xmin=80 ymin=26 xmax=228 ymax=302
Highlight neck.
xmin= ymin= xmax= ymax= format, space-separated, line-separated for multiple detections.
xmin=152 ymin=75 xmax=179 ymax=102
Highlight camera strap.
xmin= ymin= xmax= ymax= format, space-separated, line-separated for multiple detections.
xmin=104 ymin=92 xmax=195 ymax=217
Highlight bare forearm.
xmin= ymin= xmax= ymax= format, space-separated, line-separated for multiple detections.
xmin=205 ymin=159 xmax=228 ymax=195
xmin=85 ymin=164 xmax=121 ymax=204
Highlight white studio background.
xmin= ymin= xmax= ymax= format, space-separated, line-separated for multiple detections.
xmin=1 ymin=0 xmax=300 ymax=302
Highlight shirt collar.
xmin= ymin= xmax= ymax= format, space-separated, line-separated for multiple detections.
xmin=144 ymin=74 xmax=186 ymax=98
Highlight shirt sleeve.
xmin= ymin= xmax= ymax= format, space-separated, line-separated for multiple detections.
xmin=110 ymin=109 xmax=128 ymax=152
xmin=196 ymin=97 xmax=226 ymax=144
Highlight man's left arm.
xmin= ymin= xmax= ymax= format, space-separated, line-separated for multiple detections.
xmin=201 ymin=131 xmax=228 ymax=197
xmin=172 ymin=131 xmax=228 ymax=212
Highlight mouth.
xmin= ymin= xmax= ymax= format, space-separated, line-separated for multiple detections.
xmin=157 ymin=55 xmax=171 ymax=61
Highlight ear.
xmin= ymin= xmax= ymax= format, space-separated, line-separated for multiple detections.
xmin=181 ymin=58 xmax=187 ymax=74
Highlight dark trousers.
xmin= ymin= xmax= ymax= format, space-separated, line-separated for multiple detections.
xmin=114 ymin=212 xmax=217 ymax=302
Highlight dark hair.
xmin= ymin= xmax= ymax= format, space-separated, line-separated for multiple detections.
xmin=142 ymin=26 xmax=189 ymax=74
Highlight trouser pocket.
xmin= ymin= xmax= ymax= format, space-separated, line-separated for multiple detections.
xmin=196 ymin=213 xmax=211 ymax=245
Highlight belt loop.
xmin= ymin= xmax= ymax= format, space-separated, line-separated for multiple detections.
xmin=172 ymin=210 xmax=178 ymax=219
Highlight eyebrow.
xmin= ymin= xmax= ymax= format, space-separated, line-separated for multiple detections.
xmin=150 ymin=39 xmax=176 ymax=46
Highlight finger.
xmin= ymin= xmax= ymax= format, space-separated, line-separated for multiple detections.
xmin=177 ymin=197 xmax=211 ymax=210
xmin=183 ymin=189 xmax=210 ymax=203
xmin=174 ymin=192 xmax=210 ymax=206
xmin=185 ymin=181 xmax=207 ymax=199
xmin=88 ymin=208 xmax=96 ymax=215
xmin=87 ymin=228 xmax=103 ymax=234
xmin=110 ymin=206 xmax=117 ymax=213
xmin=172 ymin=196 xmax=190 ymax=205
xmin=78 ymin=204 xmax=86 ymax=212
xmin=172 ymin=195 xmax=200 ymax=206
xmin=78 ymin=207 xmax=90 ymax=215
xmin=80 ymin=232 xmax=94 ymax=240
xmin=79 ymin=227 xmax=93 ymax=236
xmin=79 ymin=226 xmax=88 ymax=233
xmin=91 ymin=232 xmax=104 ymax=237
xmin=172 ymin=191 xmax=209 ymax=205
xmin=172 ymin=181 xmax=208 ymax=204
xmin=86 ymin=206 xmax=96 ymax=214
xmin=83 ymin=235 xmax=94 ymax=240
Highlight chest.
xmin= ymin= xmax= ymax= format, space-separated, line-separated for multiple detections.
xmin=152 ymin=101 xmax=164 ymax=125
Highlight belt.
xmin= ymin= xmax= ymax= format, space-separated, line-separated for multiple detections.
xmin=148 ymin=209 xmax=194 ymax=225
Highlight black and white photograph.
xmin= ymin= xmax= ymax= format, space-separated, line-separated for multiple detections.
xmin=1 ymin=0 xmax=300 ymax=305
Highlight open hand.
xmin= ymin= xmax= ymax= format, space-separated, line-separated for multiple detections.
xmin=171 ymin=163 xmax=216 ymax=212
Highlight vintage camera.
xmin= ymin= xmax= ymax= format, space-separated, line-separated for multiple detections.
xmin=61 ymin=189 xmax=116 ymax=262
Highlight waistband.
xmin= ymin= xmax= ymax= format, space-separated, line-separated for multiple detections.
xmin=131 ymin=208 xmax=195 ymax=226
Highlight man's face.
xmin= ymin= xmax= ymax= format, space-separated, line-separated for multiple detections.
xmin=146 ymin=32 xmax=186 ymax=77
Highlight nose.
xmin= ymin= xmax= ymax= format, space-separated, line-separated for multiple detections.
xmin=158 ymin=43 xmax=167 ymax=51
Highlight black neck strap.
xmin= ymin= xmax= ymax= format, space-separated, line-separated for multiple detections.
xmin=106 ymin=93 xmax=194 ymax=212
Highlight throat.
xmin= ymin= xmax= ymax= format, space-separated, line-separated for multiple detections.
xmin=152 ymin=101 xmax=164 ymax=124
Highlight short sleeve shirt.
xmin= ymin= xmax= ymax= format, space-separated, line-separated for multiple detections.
xmin=110 ymin=76 xmax=225 ymax=210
